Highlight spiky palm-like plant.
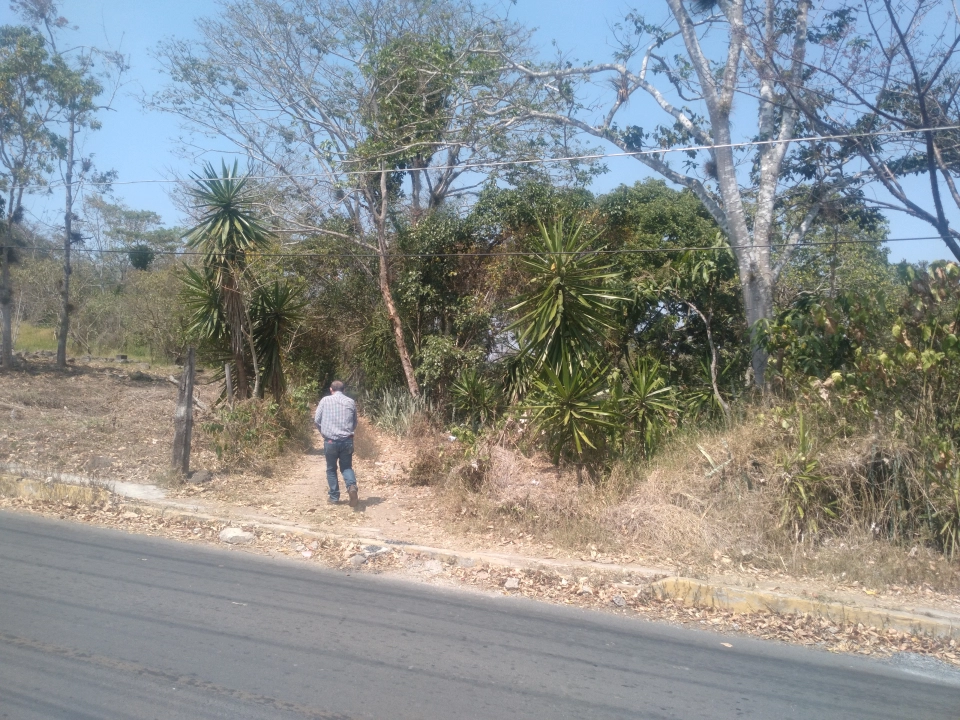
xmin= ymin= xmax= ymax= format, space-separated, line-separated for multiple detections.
xmin=620 ymin=357 xmax=677 ymax=458
xmin=451 ymin=367 xmax=502 ymax=427
xmin=528 ymin=360 xmax=618 ymax=482
xmin=508 ymin=218 xmax=627 ymax=376
xmin=251 ymin=279 xmax=306 ymax=402
xmin=184 ymin=161 xmax=271 ymax=398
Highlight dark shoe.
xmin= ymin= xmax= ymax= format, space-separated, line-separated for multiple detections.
xmin=348 ymin=486 xmax=359 ymax=508
xmin=328 ymin=497 xmax=339 ymax=504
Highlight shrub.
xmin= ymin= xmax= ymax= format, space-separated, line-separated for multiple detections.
xmin=450 ymin=367 xmax=502 ymax=427
xmin=408 ymin=439 xmax=449 ymax=486
xmin=779 ymin=412 xmax=838 ymax=540
xmin=363 ymin=387 xmax=436 ymax=435
xmin=202 ymin=400 xmax=288 ymax=466
xmin=201 ymin=383 xmax=314 ymax=468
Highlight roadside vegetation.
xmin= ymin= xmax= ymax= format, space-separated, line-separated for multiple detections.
xmin=2 ymin=0 xmax=960 ymax=592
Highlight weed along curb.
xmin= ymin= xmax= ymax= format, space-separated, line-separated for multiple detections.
xmin=0 ymin=462 xmax=166 ymax=502
xmin=652 ymin=577 xmax=960 ymax=641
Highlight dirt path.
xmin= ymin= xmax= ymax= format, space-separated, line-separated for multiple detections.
xmin=267 ymin=417 xmax=458 ymax=548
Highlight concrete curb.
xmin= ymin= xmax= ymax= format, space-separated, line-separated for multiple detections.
xmin=4 ymin=468 xmax=960 ymax=641
xmin=0 ymin=462 xmax=165 ymax=501
xmin=153 ymin=505 xmax=670 ymax=579
xmin=652 ymin=577 xmax=960 ymax=640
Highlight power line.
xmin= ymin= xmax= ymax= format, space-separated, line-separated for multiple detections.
xmin=14 ymin=123 xmax=960 ymax=191
xmin=14 ymin=234 xmax=944 ymax=260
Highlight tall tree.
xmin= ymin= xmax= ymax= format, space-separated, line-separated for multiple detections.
xmin=0 ymin=24 xmax=68 ymax=368
xmin=79 ymin=194 xmax=181 ymax=283
xmin=502 ymin=0 xmax=826 ymax=387
xmin=787 ymin=0 xmax=960 ymax=263
xmin=153 ymin=0 xmax=578 ymax=396
xmin=10 ymin=0 xmax=125 ymax=368
xmin=184 ymin=162 xmax=272 ymax=399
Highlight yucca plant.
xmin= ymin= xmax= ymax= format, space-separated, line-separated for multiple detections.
xmin=502 ymin=352 xmax=536 ymax=405
xmin=620 ymin=357 xmax=677 ymax=458
xmin=527 ymin=360 xmax=618 ymax=483
xmin=508 ymin=218 xmax=627 ymax=376
xmin=184 ymin=160 xmax=272 ymax=398
xmin=251 ymin=279 xmax=306 ymax=401
xmin=364 ymin=388 xmax=433 ymax=435
xmin=451 ymin=367 xmax=502 ymax=427
xmin=181 ymin=264 xmax=227 ymax=344
xmin=685 ymin=358 xmax=732 ymax=423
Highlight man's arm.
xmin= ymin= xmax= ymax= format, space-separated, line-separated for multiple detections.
xmin=313 ymin=401 xmax=323 ymax=434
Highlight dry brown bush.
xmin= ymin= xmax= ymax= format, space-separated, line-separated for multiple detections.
xmin=352 ymin=418 xmax=381 ymax=461
xmin=435 ymin=415 xmax=960 ymax=593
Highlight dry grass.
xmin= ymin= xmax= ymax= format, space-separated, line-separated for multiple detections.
xmin=5 ymin=356 xmax=957 ymax=598
xmin=0 ymin=356 xmax=266 ymax=487
xmin=609 ymin=422 xmax=780 ymax=563
xmin=432 ymin=414 xmax=960 ymax=594
xmin=0 ymin=475 xmax=113 ymax=505
xmin=439 ymin=440 xmax=628 ymax=553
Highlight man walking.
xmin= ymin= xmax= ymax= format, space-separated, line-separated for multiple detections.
xmin=313 ymin=380 xmax=359 ymax=507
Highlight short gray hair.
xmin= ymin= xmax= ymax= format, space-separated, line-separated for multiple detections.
xmin=330 ymin=380 xmax=345 ymax=392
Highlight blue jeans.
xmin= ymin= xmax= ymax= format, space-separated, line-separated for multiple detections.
xmin=324 ymin=438 xmax=356 ymax=501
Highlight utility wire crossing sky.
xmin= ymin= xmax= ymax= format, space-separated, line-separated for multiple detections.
xmin=19 ymin=124 xmax=960 ymax=192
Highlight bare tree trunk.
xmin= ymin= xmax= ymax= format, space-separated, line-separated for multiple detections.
xmin=223 ymin=284 xmax=249 ymax=398
xmin=56 ymin=116 xmax=76 ymax=369
xmin=512 ymin=0 xmax=812 ymax=391
xmin=375 ymin=167 xmax=420 ymax=397
xmin=684 ymin=300 xmax=731 ymax=423
xmin=0 ymin=242 xmax=11 ymax=369
xmin=411 ymin=163 xmax=422 ymax=214
xmin=240 ymin=285 xmax=262 ymax=399
xmin=0 ymin=185 xmax=14 ymax=369
xmin=740 ymin=257 xmax=773 ymax=389
xmin=172 ymin=347 xmax=196 ymax=476
xmin=378 ymin=248 xmax=420 ymax=397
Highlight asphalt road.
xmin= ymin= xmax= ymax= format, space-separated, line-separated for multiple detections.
xmin=1 ymin=511 xmax=959 ymax=719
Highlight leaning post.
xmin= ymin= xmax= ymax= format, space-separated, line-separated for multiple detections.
xmin=224 ymin=362 xmax=234 ymax=408
xmin=172 ymin=347 xmax=196 ymax=476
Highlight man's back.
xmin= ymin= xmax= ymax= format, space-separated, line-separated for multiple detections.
xmin=315 ymin=391 xmax=356 ymax=440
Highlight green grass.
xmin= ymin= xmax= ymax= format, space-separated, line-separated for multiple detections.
xmin=14 ymin=323 xmax=59 ymax=353
xmin=14 ymin=322 xmax=152 ymax=361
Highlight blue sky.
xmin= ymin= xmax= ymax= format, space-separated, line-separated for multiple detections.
xmin=3 ymin=0 xmax=954 ymax=264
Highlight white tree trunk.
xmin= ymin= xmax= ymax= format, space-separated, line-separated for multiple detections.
xmin=375 ymin=167 xmax=420 ymax=397
xmin=57 ymin=116 xmax=76 ymax=369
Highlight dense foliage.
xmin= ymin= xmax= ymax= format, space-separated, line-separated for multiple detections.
xmin=6 ymin=0 xmax=960 ymax=564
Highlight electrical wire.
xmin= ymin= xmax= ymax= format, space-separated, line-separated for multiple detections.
xmin=13 ymin=123 xmax=960 ymax=191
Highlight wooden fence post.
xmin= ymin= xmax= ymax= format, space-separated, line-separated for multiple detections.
xmin=172 ymin=347 xmax=196 ymax=476
xmin=224 ymin=362 xmax=234 ymax=408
